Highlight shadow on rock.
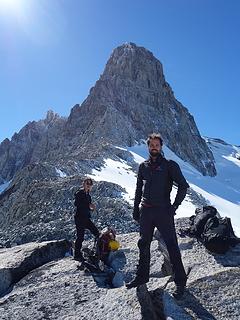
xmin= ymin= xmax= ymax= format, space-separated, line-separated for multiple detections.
xmin=136 ymin=284 xmax=166 ymax=320
xmin=209 ymin=243 xmax=240 ymax=267
xmin=177 ymin=290 xmax=218 ymax=320
xmin=78 ymin=249 xmax=127 ymax=289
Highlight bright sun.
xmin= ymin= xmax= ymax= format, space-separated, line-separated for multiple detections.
xmin=0 ymin=0 xmax=20 ymax=7
xmin=0 ymin=0 xmax=32 ymax=24
xmin=0 ymin=0 xmax=25 ymax=15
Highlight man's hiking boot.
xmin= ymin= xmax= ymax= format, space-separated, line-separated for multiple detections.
xmin=126 ymin=276 xmax=149 ymax=289
xmin=172 ymin=284 xmax=186 ymax=300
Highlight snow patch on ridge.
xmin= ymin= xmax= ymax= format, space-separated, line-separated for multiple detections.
xmin=89 ymin=158 xmax=137 ymax=203
xmin=55 ymin=168 xmax=67 ymax=178
xmin=0 ymin=181 xmax=11 ymax=194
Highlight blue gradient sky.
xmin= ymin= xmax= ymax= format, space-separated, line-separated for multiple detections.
xmin=0 ymin=0 xmax=239 ymax=145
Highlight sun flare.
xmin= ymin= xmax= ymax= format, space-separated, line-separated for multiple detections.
xmin=0 ymin=0 xmax=21 ymax=9
xmin=0 ymin=0 xmax=26 ymax=17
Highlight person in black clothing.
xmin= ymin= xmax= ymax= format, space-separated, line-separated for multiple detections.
xmin=74 ymin=178 xmax=99 ymax=261
xmin=126 ymin=133 xmax=189 ymax=299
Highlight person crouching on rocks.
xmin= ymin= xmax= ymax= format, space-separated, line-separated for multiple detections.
xmin=73 ymin=178 xmax=100 ymax=261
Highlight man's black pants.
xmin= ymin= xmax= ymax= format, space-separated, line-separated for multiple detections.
xmin=74 ymin=215 xmax=99 ymax=258
xmin=137 ymin=206 xmax=187 ymax=286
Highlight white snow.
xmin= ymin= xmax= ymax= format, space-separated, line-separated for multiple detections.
xmin=170 ymin=186 xmax=197 ymax=218
xmin=55 ymin=168 xmax=67 ymax=178
xmin=0 ymin=181 xmax=10 ymax=194
xmin=90 ymin=140 xmax=240 ymax=236
xmin=223 ymin=154 xmax=240 ymax=168
xmin=89 ymin=159 xmax=136 ymax=203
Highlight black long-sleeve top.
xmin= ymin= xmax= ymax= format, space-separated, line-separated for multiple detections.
xmin=134 ymin=154 xmax=189 ymax=210
xmin=74 ymin=189 xmax=91 ymax=218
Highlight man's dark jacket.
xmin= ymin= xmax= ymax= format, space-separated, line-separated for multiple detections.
xmin=74 ymin=189 xmax=91 ymax=218
xmin=133 ymin=154 xmax=189 ymax=219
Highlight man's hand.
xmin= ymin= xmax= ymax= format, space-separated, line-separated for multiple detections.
xmin=89 ymin=203 xmax=96 ymax=211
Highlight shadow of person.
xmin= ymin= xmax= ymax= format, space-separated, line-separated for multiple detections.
xmin=136 ymin=284 xmax=166 ymax=320
xmin=173 ymin=289 xmax=218 ymax=320
xmin=78 ymin=248 xmax=127 ymax=289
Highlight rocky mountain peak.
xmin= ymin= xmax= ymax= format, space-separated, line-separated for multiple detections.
xmin=101 ymin=42 xmax=165 ymax=90
xmin=67 ymin=43 xmax=216 ymax=176
xmin=0 ymin=43 xmax=217 ymax=180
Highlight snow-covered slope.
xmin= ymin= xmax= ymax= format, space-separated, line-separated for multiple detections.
xmin=90 ymin=139 xmax=240 ymax=236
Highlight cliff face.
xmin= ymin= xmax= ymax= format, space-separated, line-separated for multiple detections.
xmin=0 ymin=110 xmax=66 ymax=181
xmin=67 ymin=43 xmax=216 ymax=176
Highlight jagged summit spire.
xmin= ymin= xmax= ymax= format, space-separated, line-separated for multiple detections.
xmin=67 ymin=43 xmax=216 ymax=176
xmin=114 ymin=42 xmax=150 ymax=52
xmin=101 ymin=43 xmax=164 ymax=89
xmin=121 ymin=42 xmax=138 ymax=48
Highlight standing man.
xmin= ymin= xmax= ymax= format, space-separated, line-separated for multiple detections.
xmin=126 ymin=133 xmax=189 ymax=299
xmin=74 ymin=178 xmax=100 ymax=261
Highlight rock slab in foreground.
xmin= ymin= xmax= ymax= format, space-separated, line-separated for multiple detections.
xmin=1 ymin=227 xmax=240 ymax=319
xmin=0 ymin=239 xmax=71 ymax=296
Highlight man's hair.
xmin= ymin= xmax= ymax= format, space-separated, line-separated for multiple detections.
xmin=147 ymin=133 xmax=163 ymax=146
xmin=83 ymin=178 xmax=93 ymax=185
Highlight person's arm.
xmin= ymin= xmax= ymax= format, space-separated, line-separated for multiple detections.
xmin=169 ymin=160 xmax=189 ymax=211
xmin=133 ymin=164 xmax=143 ymax=221
xmin=88 ymin=194 xmax=96 ymax=211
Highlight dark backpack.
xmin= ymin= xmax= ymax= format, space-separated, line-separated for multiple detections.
xmin=189 ymin=206 xmax=217 ymax=237
xmin=202 ymin=216 xmax=239 ymax=254
xmin=189 ymin=206 xmax=240 ymax=254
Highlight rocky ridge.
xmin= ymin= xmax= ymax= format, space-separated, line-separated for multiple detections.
xmin=0 ymin=173 xmax=136 ymax=246
xmin=0 ymin=110 xmax=66 ymax=182
xmin=0 ymin=218 xmax=239 ymax=320
xmin=0 ymin=43 xmax=216 ymax=187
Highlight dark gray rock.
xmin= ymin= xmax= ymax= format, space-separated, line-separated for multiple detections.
xmin=0 ymin=175 xmax=136 ymax=245
xmin=67 ymin=43 xmax=216 ymax=176
xmin=0 ymin=111 xmax=66 ymax=182
xmin=0 ymin=239 xmax=71 ymax=296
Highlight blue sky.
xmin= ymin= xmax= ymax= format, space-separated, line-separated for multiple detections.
xmin=0 ymin=0 xmax=239 ymax=145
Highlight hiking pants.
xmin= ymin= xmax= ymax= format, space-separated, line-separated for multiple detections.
xmin=74 ymin=215 xmax=99 ymax=258
xmin=137 ymin=206 xmax=187 ymax=286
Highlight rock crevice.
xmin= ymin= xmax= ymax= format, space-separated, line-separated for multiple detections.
xmin=0 ymin=239 xmax=71 ymax=297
